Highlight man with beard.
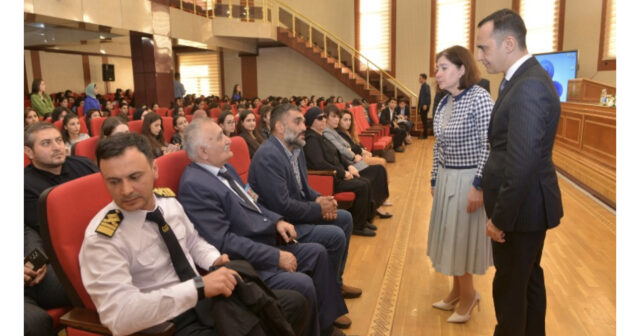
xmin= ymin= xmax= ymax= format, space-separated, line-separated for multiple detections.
xmin=248 ymin=104 xmax=361 ymax=331
xmin=24 ymin=122 xmax=98 ymax=335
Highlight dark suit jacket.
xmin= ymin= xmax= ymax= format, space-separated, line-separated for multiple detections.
xmin=418 ymin=82 xmax=431 ymax=114
xmin=379 ymin=107 xmax=396 ymax=126
xmin=482 ymin=57 xmax=563 ymax=232
xmin=303 ymin=129 xmax=350 ymax=180
xmin=248 ymin=136 xmax=323 ymax=224
xmin=394 ymin=106 xmax=410 ymax=119
xmin=179 ymin=163 xmax=284 ymax=279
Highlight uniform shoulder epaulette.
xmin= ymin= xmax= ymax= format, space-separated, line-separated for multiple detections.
xmin=95 ymin=209 xmax=123 ymax=238
xmin=153 ymin=187 xmax=176 ymax=198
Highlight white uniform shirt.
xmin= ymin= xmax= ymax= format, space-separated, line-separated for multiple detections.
xmin=79 ymin=195 xmax=221 ymax=336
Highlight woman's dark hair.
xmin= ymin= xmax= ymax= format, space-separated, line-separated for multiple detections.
xmin=324 ymin=104 xmax=340 ymax=118
xmin=24 ymin=107 xmax=38 ymax=126
xmin=51 ymin=106 xmax=71 ymax=122
xmin=61 ymin=113 xmax=80 ymax=143
xmin=351 ymin=98 xmax=362 ymax=106
xmin=85 ymin=109 xmax=101 ymax=136
xmin=100 ymin=116 xmax=128 ymax=138
xmin=436 ymin=45 xmax=481 ymax=90
xmin=173 ymin=115 xmax=187 ymax=130
xmin=232 ymin=84 xmax=241 ymax=97
xmin=217 ymin=110 xmax=235 ymax=135
xmin=339 ymin=109 xmax=360 ymax=144
xmin=141 ymin=112 xmax=165 ymax=147
xmin=257 ymin=105 xmax=272 ymax=131
xmin=336 ymin=96 xmax=344 ymax=103
xmin=237 ymin=110 xmax=264 ymax=142
xmin=96 ymin=132 xmax=154 ymax=167
xmin=31 ymin=79 xmax=44 ymax=95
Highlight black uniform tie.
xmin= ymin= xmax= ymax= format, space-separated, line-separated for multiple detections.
xmin=146 ymin=208 xmax=196 ymax=281
xmin=499 ymin=78 xmax=508 ymax=93
xmin=218 ymin=170 xmax=261 ymax=213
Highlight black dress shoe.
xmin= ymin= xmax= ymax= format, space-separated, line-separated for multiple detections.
xmin=376 ymin=211 xmax=393 ymax=219
xmin=353 ymin=227 xmax=376 ymax=236
xmin=394 ymin=146 xmax=405 ymax=153
xmin=366 ymin=222 xmax=377 ymax=230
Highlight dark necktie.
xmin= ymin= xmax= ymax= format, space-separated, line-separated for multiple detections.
xmin=499 ymin=78 xmax=508 ymax=93
xmin=146 ymin=208 xmax=196 ymax=281
xmin=218 ymin=170 xmax=261 ymax=213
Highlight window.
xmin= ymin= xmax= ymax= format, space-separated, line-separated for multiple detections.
xmin=598 ymin=0 xmax=616 ymax=70
xmin=357 ymin=0 xmax=393 ymax=72
xmin=178 ymin=52 xmax=222 ymax=96
xmin=430 ymin=0 xmax=475 ymax=76
xmin=514 ymin=0 xmax=565 ymax=54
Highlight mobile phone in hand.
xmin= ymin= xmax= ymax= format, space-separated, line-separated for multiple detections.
xmin=24 ymin=247 xmax=49 ymax=271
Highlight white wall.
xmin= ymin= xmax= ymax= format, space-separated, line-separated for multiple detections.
xmin=256 ymin=47 xmax=360 ymax=100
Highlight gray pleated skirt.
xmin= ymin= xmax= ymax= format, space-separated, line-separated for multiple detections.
xmin=427 ymin=166 xmax=493 ymax=276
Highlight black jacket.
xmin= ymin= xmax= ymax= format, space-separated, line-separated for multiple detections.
xmin=303 ymin=129 xmax=349 ymax=179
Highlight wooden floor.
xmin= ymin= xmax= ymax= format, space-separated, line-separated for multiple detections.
xmin=341 ymin=137 xmax=616 ymax=336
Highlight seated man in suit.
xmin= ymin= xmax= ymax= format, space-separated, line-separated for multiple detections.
xmin=379 ymin=97 xmax=409 ymax=152
xmin=394 ymin=98 xmax=414 ymax=135
xmin=248 ymin=104 xmax=362 ymax=304
xmin=80 ymin=133 xmax=307 ymax=336
xmin=178 ymin=118 xmax=349 ymax=336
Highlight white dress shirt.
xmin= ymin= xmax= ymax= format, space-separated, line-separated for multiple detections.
xmin=505 ymin=54 xmax=532 ymax=81
xmin=79 ymin=196 xmax=221 ymax=336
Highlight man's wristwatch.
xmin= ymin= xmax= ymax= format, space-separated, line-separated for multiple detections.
xmin=194 ymin=276 xmax=205 ymax=300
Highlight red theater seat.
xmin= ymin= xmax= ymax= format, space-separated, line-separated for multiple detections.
xmin=156 ymin=107 xmax=169 ymax=117
xmin=90 ymin=117 xmax=106 ymax=137
xmin=39 ymin=173 xmax=175 ymax=336
xmin=71 ymin=136 xmax=99 ymax=163
xmin=162 ymin=117 xmax=175 ymax=143
xmin=53 ymin=118 xmax=89 ymax=134
xmin=24 ymin=153 xmax=32 ymax=167
xmin=128 ymin=120 xmax=143 ymax=134
xmin=228 ymin=136 xmax=250 ymax=184
xmin=154 ymin=150 xmax=192 ymax=194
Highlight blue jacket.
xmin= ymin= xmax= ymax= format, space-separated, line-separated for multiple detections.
xmin=178 ymin=163 xmax=284 ymax=279
xmin=248 ymin=136 xmax=322 ymax=224
xmin=83 ymin=96 xmax=101 ymax=113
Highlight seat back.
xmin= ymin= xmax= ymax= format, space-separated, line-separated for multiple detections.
xmin=39 ymin=172 xmax=112 ymax=310
xmin=90 ymin=117 xmax=106 ymax=138
xmin=162 ymin=117 xmax=175 ymax=143
xmin=209 ymin=108 xmax=222 ymax=119
xmin=184 ymin=105 xmax=193 ymax=115
xmin=77 ymin=105 xmax=84 ymax=117
xmin=156 ymin=107 xmax=169 ymax=117
xmin=228 ymin=136 xmax=250 ymax=184
xmin=24 ymin=153 xmax=32 ymax=167
xmin=307 ymin=174 xmax=334 ymax=196
xmin=71 ymin=136 xmax=99 ymax=163
xmin=128 ymin=120 xmax=143 ymax=134
xmin=335 ymin=102 xmax=345 ymax=110
xmin=154 ymin=150 xmax=191 ymax=193
xmin=368 ymin=104 xmax=380 ymax=124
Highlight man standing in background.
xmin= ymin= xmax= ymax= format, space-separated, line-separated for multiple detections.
xmin=174 ymin=72 xmax=186 ymax=99
xmin=417 ymin=73 xmax=431 ymax=139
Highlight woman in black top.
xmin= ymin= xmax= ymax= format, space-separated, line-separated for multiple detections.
xmin=170 ymin=115 xmax=189 ymax=148
xmin=303 ymin=107 xmax=377 ymax=237
xmin=237 ymin=110 xmax=264 ymax=158
xmin=257 ymin=105 xmax=272 ymax=140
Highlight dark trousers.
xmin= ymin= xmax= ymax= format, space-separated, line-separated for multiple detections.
xmin=359 ymin=165 xmax=389 ymax=208
xmin=173 ymin=289 xmax=308 ymax=336
xmin=389 ymin=127 xmax=406 ymax=148
xmin=24 ymin=266 xmax=71 ymax=336
xmin=335 ymin=177 xmax=374 ymax=230
xmin=420 ymin=111 xmax=429 ymax=137
xmin=265 ymin=243 xmax=347 ymax=336
xmin=492 ymin=231 xmax=547 ymax=336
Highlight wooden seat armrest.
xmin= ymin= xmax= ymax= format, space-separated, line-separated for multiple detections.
xmin=307 ymin=169 xmax=336 ymax=176
xmin=61 ymin=308 xmax=175 ymax=336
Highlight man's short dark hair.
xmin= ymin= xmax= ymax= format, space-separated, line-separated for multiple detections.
xmin=478 ymin=9 xmax=527 ymax=50
xmin=270 ymin=103 xmax=300 ymax=131
xmin=24 ymin=122 xmax=59 ymax=148
xmin=419 ymin=73 xmax=427 ymax=80
xmin=96 ymin=132 xmax=154 ymax=167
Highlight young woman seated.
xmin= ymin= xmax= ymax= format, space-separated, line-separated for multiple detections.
xmin=99 ymin=116 xmax=130 ymax=138
xmin=237 ymin=110 xmax=264 ymax=158
xmin=61 ymin=113 xmax=90 ymax=155
xmin=217 ymin=110 xmax=236 ymax=137
xmin=170 ymin=115 xmax=189 ymax=149
xmin=141 ymin=112 xmax=179 ymax=157
xmin=337 ymin=109 xmax=387 ymax=167
xmin=24 ymin=108 xmax=39 ymax=128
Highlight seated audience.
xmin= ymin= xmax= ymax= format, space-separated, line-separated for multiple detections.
xmin=133 ymin=106 xmax=150 ymax=121
xmin=151 ymin=102 xmax=160 ymax=113
xmin=24 ymin=122 xmax=98 ymax=232
xmin=323 ymin=105 xmax=392 ymax=217
xmin=61 ymin=113 xmax=90 ymax=155
xmin=24 ymin=225 xmax=71 ymax=336
xmin=248 ymin=104 xmax=362 ymax=311
xmin=337 ymin=109 xmax=387 ymax=167
xmin=170 ymin=115 xmax=189 ymax=148
xmin=24 ymin=107 xmax=39 ymax=127
xmin=79 ymin=133 xmax=307 ymax=336
xmin=257 ymin=105 xmax=273 ymax=140
xmin=395 ymin=98 xmax=414 ymax=136
xmin=58 ymin=96 xmax=70 ymax=109
xmin=141 ymin=112 xmax=178 ymax=157
xmin=100 ymin=116 xmax=130 ymax=138
xmin=218 ymin=111 xmax=236 ymax=137
xmin=303 ymin=107 xmax=378 ymax=237
xmin=179 ymin=118 xmax=348 ymax=336
xmin=173 ymin=106 xmax=185 ymax=117
xmin=83 ymin=83 xmax=101 ymax=113
xmin=84 ymin=109 xmax=101 ymax=137
xmin=30 ymin=79 xmax=55 ymax=117
xmin=380 ymin=97 xmax=409 ymax=152
xmin=237 ymin=110 xmax=265 ymax=158
xmin=50 ymin=106 xmax=70 ymax=123
xmin=104 ymin=100 xmax=114 ymax=116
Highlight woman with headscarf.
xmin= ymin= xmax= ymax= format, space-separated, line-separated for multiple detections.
xmin=83 ymin=83 xmax=101 ymax=114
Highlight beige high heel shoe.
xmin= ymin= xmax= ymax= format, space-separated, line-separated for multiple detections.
xmin=447 ymin=292 xmax=481 ymax=323
xmin=432 ymin=296 xmax=460 ymax=311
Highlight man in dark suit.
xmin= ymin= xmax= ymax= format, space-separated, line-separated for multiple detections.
xmin=178 ymin=118 xmax=349 ymax=336
xmin=417 ymin=73 xmax=431 ymax=139
xmin=379 ymin=97 xmax=408 ymax=151
xmin=394 ymin=97 xmax=414 ymax=134
xmin=476 ymin=9 xmax=563 ymax=336
xmin=247 ymin=104 xmax=363 ymax=302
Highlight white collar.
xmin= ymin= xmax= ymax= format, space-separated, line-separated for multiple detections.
xmin=196 ymin=162 xmax=224 ymax=177
xmin=505 ymin=54 xmax=532 ymax=81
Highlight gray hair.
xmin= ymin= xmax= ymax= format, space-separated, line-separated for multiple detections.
xmin=183 ymin=117 xmax=215 ymax=161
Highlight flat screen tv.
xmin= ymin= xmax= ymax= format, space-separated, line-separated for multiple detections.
xmin=533 ymin=50 xmax=578 ymax=102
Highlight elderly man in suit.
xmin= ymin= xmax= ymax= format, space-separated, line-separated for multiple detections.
xmin=476 ymin=9 xmax=563 ymax=336
xmin=178 ymin=117 xmax=349 ymax=336
xmin=247 ymin=104 xmax=362 ymax=303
